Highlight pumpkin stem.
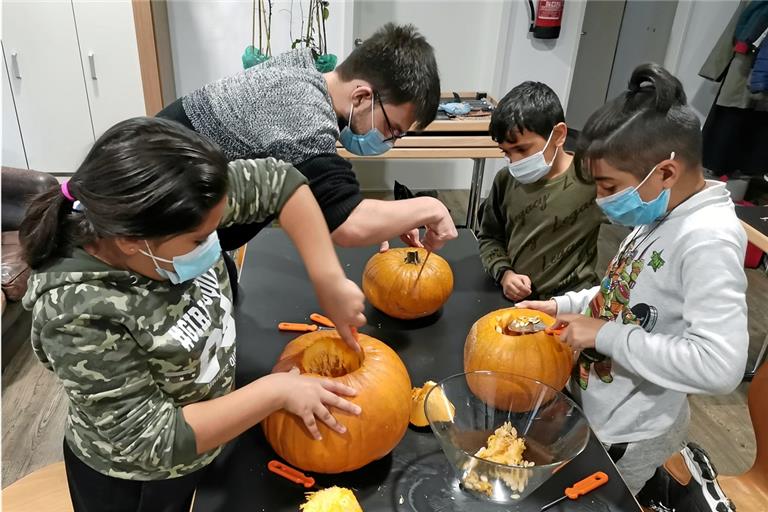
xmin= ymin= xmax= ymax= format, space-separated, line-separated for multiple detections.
xmin=404 ymin=251 xmax=421 ymax=265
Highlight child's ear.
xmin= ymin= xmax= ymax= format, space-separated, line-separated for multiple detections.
xmin=114 ymin=237 xmax=142 ymax=257
xmin=553 ymin=122 xmax=568 ymax=147
xmin=658 ymin=156 xmax=682 ymax=187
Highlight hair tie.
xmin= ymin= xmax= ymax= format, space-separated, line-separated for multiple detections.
xmin=61 ymin=182 xmax=75 ymax=201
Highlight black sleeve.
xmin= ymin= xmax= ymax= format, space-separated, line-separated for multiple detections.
xmin=294 ymin=153 xmax=364 ymax=233
xmin=155 ymin=98 xmax=195 ymax=131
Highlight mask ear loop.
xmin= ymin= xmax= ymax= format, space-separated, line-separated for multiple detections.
xmin=140 ymin=240 xmax=173 ymax=265
xmin=635 ymin=151 xmax=676 ymax=191
xmin=371 ymin=94 xmax=376 ymax=130
xmin=542 ymin=129 xmax=558 ymax=166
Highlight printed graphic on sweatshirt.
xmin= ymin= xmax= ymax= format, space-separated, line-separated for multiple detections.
xmin=577 ymin=237 xmax=664 ymax=389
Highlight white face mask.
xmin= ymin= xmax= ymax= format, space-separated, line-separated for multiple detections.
xmin=507 ymin=130 xmax=558 ymax=184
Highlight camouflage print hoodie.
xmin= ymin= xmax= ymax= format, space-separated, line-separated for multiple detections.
xmin=23 ymin=158 xmax=306 ymax=481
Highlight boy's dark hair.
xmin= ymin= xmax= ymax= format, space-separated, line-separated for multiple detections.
xmin=490 ymin=81 xmax=565 ymax=144
xmin=575 ymin=62 xmax=702 ymax=182
xmin=336 ymin=23 xmax=440 ymax=130
xmin=20 ymin=117 xmax=229 ymax=269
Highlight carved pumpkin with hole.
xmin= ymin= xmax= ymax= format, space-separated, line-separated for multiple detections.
xmin=262 ymin=331 xmax=411 ymax=473
xmin=362 ymin=248 xmax=453 ymax=320
xmin=463 ymin=308 xmax=573 ymax=410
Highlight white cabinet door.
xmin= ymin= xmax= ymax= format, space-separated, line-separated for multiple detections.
xmin=2 ymin=43 xmax=28 ymax=169
xmin=73 ymin=0 xmax=145 ymax=138
xmin=2 ymin=0 xmax=94 ymax=173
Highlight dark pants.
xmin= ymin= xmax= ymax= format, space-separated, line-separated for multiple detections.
xmin=63 ymin=440 xmax=206 ymax=512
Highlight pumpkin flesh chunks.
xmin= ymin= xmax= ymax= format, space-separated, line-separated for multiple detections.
xmin=410 ymin=381 xmax=456 ymax=427
xmin=300 ymin=486 xmax=363 ymax=512
xmin=302 ymin=338 xmax=363 ymax=377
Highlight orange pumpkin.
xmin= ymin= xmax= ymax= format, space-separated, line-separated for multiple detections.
xmin=262 ymin=331 xmax=411 ymax=473
xmin=463 ymin=308 xmax=573 ymax=410
xmin=362 ymin=248 xmax=453 ymax=320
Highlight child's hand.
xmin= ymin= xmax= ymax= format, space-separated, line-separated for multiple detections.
xmin=315 ymin=276 xmax=366 ymax=352
xmin=273 ymin=368 xmax=362 ymax=440
xmin=400 ymin=228 xmax=423 ymax=248
xmin=552 ymin=314 xmax=607 ymax=350
xmin=515 ymin=298 xmax=558 ymax=316
xmin=423 ymin=206 xmax=458 ymax=251
xmin=378 ymin=228 xmax=424 ymax=253
xmin=501 ymin=270 xmax=532 ymax=301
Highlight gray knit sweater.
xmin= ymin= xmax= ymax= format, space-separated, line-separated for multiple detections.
xmin=160 ymin=49 xmax=363 ymax=237
xmin=183 ymin=49 xmax=339 ymax=163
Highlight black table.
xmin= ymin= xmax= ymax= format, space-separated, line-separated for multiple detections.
xmin=736 ymin=205 xmax=768 ymax=252
xmin=193 ymin=229 xmax=640 ymax=511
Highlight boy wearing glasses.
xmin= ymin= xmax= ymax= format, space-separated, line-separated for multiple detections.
xmin=159 ymin=24 xmax=457 ymax=253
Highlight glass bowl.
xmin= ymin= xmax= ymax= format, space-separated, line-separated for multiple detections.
xmin=425 ymin=370 xmax=590 ymax=504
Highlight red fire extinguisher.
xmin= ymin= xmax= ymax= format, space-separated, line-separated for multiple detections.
xmin=528 ymin=0 xmax=564 ymax=39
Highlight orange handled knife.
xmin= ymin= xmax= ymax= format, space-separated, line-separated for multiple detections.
xmin=540 ymin=471 xmax=609 ymax=511
xmin=309 ymin=313 xmax=335 ymax=328
xmin=267 ymin=460 xmax=317 ymax=489
xmin=278 ymin=322 xmax=319 ymax=332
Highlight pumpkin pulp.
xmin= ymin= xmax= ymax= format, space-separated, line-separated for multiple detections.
xmin=301 ymin=338 xmax=363 ymax=378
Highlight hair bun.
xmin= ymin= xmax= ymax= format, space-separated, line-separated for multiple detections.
xmin=627 ymin=62 xmax=686 ymax=113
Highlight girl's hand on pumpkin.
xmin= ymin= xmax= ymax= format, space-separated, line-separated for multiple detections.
xmin=315 ymin=277 xmax=366 ymax=352
xmin=278 ymin=368 xmax=362 ymax=441
xmin=501 ymin=271 xmax=532 ymax=301
xmin=553 ymin=314 xmax=607 ymax=350
xmin=515 ymin=298 xmax=558 ymax=316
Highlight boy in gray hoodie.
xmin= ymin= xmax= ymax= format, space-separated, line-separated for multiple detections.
xmin=519 ymin=64 xmax=749 ymax=494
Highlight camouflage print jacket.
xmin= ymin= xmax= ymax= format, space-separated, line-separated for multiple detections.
xmin=22 ymin=158 xmax=306 ymax=480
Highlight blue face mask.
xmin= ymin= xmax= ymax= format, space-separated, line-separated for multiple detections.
xmin=595 ymin=153 xmax=674 ymax=226
xmin=338 ymin=101 xmax=394 ymax=156
xmin=140 ymin=231 xmax=221 ymax=284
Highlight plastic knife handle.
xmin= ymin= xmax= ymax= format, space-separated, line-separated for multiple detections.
xmin=310 ymin=313 xmax=335 ymax=328
xmin=278 ymin=322 xmax=318 ymax=332
xmin=545 ymin=326 xmax=564 ymax=335
xmin=268 ymin=460 xmax=316 ymax=488
xmin=565 ymin=471 xmax=609 ymax=499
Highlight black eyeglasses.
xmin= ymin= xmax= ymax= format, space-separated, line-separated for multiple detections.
xmin=375 ymin=93 xmax=406 ymax=144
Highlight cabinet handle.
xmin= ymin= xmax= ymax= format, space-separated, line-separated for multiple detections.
xmin=11 ymin=52 xmax=20 ymax=79
xmin=88 ymin=52 xmax=97 ymax=80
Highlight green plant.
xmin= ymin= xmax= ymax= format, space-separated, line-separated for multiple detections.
xmin=291 ymin=0 xmax=336 ymax=72
xmin=291 ymin=0 xmax=328 ymax=58
xmin=242 ymin=0 xmax=273 ymax=69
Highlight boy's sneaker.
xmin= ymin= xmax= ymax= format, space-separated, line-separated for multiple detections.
xmin=637 ymin=443 xmax=735 ymax=512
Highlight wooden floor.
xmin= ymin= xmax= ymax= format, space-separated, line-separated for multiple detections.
xmin=2 ymin=189 xmax=764 ymax=488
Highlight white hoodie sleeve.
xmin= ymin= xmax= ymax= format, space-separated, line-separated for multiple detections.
xmin=594 ymin=238 xmax=748 ymax=395
xmin=553 ymin=286 xmax=600 ymax=315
